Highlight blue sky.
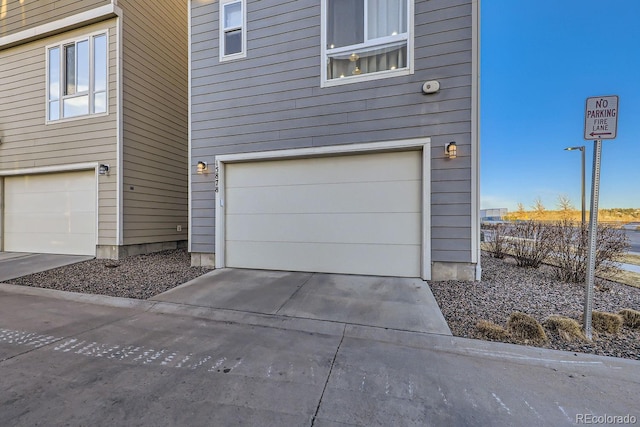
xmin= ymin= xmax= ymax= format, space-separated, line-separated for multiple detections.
xmin=481 ymin=0 xmax=640 ymax=211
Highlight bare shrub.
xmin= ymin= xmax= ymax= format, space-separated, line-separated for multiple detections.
xmin=476 ymin=320 xmax=509 ymax=341
xmin=483 ymin=223 xmax=507 ymax=259
xmin=550 ymin=220 xmax=629 ymax=283
xmin=589 ymin=311 xmax=623 ymax=334
xmin=507 ymin=220 xmax=555 ymax=268
xmin=619 ymin=309 xmax=640 ymax=329
xmin=506 ymin=312 xmax=547 ymax=344
xmin=544 ymin=316 xmax=586 ymax=342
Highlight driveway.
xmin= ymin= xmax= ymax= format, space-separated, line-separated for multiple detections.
xmin=0 ymin=252 xmax=94 ymax=282
xmin=151 ymin=268 xmax=452 ymax=335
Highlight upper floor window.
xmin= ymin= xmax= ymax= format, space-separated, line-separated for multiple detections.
xmin=47 ymin=32 xmax=108 ymax=122
xmin=322 ymin=0 xmax=413 ymax=86
xmin=220 ymin=0 xmax=246 ymax=61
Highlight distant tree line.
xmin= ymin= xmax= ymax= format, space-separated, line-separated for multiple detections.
xmin=504 ymin=196 xmax=640 ymax=222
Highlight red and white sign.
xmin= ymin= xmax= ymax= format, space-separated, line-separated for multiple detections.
xmin=584 ymin=95 xmax=619 ymax=140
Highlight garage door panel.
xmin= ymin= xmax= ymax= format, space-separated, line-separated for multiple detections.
xmin=4 ymin=211 xmax=95 ymax=234
xmin=226 ymin=151 xmax=421 ymax=188
xmin=7 ymin=173 xmax=94 ymax=192
xmin=226 ymin=213 xmax=421 ymax=245
xmin=6 ymin=191 xmax=95 ymax=213
xmin=226 ymin=241 xmax=421 ymax=277
xmin=224 ymin=150 xmax=423 ymax=277
xmin=226 ymin=180 xmax=421 ymax=215
xmin=4 ymin=231 xmax=96 ymax=255
xmin=4 ymin=171 xmax=97 ymax=256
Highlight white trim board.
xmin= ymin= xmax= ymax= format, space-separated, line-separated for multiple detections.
xmin=187 ymin=0 xmax=193 ymax=253
xmin=471 ymin=0 xmax=481 ymax=279
xmin=0 ymin=4 xmax=119 ymax=50
xmin=215 ymin=137 xmax=432 ymax=280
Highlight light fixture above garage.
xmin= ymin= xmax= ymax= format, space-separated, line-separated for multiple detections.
xmin=445 ymin=142 xmax=457 ymax=159
xmin=98 ymin=164 xmax=110 ymax=175
xmin=197 ymin=161 xmax=208 ymax=174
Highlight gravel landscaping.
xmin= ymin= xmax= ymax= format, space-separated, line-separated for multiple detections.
xmin=6 ymin=249 xmax=212 ymax=300
xmin=430 ymin=252 xmax=640 ymax=361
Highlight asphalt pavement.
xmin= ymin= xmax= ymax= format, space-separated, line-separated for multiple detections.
xmin=1 ymin=278 xmax=638 ymax=426
xmin=625 ymin=229 xmax=640 ymax=253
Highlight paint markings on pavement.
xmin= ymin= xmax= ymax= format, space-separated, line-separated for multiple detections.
xmin=0 ymin=327 xmax=327 ymax=385
xmin=1 ymin=328 xmax=246 ymax=375
xmin=492 ymin=393 xmax=511 ymax=415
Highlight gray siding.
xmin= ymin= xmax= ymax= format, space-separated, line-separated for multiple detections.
xmin=0 ymin=0 xmax=111 ymax=38
xmin=191 ymin=0 xmax=474 ymax=262
xmin=119 ymin=0 xmax=188 ymax=245
xmin=0 ymin=19 xmax=119 ymax=245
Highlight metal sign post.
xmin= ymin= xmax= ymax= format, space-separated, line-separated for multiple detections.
xmin=582 ymin=95 xmax=619 ymax=339
xmin=583 ymin=139 xmax=602 ymax=340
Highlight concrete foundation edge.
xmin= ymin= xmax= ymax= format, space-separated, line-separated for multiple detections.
xmin=191 ymin=252 xmax=216 ymax=268
xmin=96 ymin=240 xmax=188 ymax=260
xmin=431 ymin=262 xmax=477 ymax=281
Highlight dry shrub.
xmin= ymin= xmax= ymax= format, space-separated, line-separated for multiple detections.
xmin=551 ymin=219 xmax=629 ymax=283
xmin=590 ymin=311 xmax=623 ymax=334
xmin=508 ymin=221 xmax=555 ymax=268
xmin=618 ymin=309 xmax=640 ymax=329
xmin=483 ymin=223 xmax=508 ymax=259
xmin=506 ymin=312 xmax=547 ymax=344
xmin=477 ymin=320 xmax=509 ymax=341
xmin=545 ymin=316 xmax=586 ymax=342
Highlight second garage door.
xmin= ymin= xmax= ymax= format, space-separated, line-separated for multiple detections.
xmin=4 ymin=171 xmax=97 ymax=256
xmin=224 ymin=150 xmax=422 ymax=277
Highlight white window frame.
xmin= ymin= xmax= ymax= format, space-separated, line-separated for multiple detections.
xmin=219 ymin=0 xmax=247 ymax=62
xmin=320 ymin=0 xmax=414 ymax=87
xmin=45 ymin=30 xmax=109 ymax=123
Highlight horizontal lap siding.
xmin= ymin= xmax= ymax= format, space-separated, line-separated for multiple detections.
xmin=0 ymin=19 xmax=118 ymax=245
xmin=0 ymin=0 xmax=111 ymax=37
xmin=191 ymin=0 xmax=473 ymax=262
xmin=119 ymin=0 xmax=188 ymax=245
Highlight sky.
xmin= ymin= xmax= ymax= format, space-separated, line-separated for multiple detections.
xmin=481 ymin=0 xmax=640 ymax=212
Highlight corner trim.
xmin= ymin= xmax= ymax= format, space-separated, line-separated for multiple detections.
xmin=188 ymin=0 xmax=193 ymax=253
xmin=0 ymin=4 xmax=119 ymax=50
xmin=471 ymin=0 xmax=481 ymax=279
xmin=116 ymin=11 xmax=123 ymax=246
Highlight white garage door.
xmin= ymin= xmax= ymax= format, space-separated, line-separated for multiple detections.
xmin=4 ymin=171 xmax=97 ymax=256
xmin=224 ymin=150 xmax=422 ymax=277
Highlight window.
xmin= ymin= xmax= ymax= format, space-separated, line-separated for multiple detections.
xmin=47 ymin=32 xmax=108 ymax=121
xmin=322 ymin=0 xmax=413 ymax=86
xmin=220 ymin=0 xmax=246 ymax=61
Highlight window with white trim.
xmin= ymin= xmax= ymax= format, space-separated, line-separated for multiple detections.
xmin=322 ymin=0 xmax=412 ymax=85
xmin=47 ymin=32 xmax=108 ymax=121
xmin=220 ymin=0 xmax=246 ymax=61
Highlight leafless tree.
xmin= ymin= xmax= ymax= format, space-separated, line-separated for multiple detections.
xmin=556 ymin=194 xmax=575 ymax=220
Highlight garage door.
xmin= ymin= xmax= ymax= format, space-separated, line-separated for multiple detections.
xmin=224 ymin=150 xmax=422 ymax=277
xmin=4 ymin=171 xmax=97 ymax=256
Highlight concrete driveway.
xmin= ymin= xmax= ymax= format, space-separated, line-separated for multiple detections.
xmin=0 ymin=252 xmax=94 ymax=282
xmin=151 ymin=268 xmax=452 ymax=335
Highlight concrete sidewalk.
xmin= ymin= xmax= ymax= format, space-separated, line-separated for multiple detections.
xmin=0 ymin=252 xmax=93 ymax=282
xmin=0 ymin=283 xmax=638 ymax=426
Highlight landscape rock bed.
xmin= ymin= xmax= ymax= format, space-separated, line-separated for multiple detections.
xmin=6 ymin=249 xmax=212 ymax=300
xmin=429 ymin=252 xmax=640 ymax=360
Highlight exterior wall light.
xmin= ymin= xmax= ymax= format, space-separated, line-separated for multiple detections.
xmin=98 ymin=164 xmax=110 ymax=175
xmin=445 ymin=142 xmax=457 ymax=159
xmin=197 ymin=161 xmax=208 ymax=174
